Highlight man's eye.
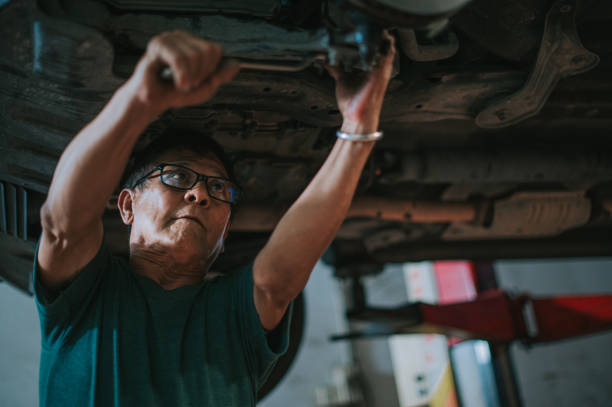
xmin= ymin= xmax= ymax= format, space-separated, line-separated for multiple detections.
xmin=210 ymin=181 xmax=226 ymax=192
xmin=164 ymin=170 xmax=190 ymax=184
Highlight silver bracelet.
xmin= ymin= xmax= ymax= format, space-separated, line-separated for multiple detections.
xmin=336 ymin=130 xmax=383 ymax=142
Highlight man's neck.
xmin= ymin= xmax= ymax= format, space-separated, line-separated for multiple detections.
xmin=129 ymin=244 xmax=210 ymax=290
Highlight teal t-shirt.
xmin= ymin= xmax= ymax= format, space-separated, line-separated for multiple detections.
xmin=33 ymin=241 xmax=292 ymax=406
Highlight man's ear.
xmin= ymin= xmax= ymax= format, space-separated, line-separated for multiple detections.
xmin=117 ymin=189 xmax=135 ymax=225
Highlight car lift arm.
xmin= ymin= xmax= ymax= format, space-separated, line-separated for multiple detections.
xmin=332 ymin=288 xmax=612 ymax=344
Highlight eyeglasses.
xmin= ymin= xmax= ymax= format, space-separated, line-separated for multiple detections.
xmin=131 ymin=163 xmax=241 ymax=205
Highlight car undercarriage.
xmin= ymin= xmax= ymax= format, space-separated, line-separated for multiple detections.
xmin=2 ymin=0 xmax=612 ymax=399
xmin=3 ymin=0 xmax=612 ymax=291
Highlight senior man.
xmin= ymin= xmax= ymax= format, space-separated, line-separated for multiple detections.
xmin=35 ymin=30 xmax=395 ymax=406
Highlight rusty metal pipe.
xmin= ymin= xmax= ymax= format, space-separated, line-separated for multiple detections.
xmin=349 ymin=197 xmax=477 ymax=223
xmin=231 ymin=197 xmax=479 ymax=231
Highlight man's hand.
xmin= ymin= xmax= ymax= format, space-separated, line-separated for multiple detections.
xmin=126 ymin=30 xmax=240 ymax=116
xmin=326 ymin=32 xmax=396 ymax=134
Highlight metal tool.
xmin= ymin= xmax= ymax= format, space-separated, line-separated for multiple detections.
xmin=159 ymin=54 xmax=327 ymax=82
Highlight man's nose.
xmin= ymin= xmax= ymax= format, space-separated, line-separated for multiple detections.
xmin=184 ymin=182 xmax=210 ymax=207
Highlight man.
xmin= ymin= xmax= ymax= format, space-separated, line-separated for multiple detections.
xmin=35 ymin=30 xmax=395 ymax=406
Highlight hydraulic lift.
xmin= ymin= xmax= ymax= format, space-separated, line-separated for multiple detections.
xmin=332 ymin=261 xmax=612 ymax=407
xmin=333 ymin=288 xmax=612 ymax=345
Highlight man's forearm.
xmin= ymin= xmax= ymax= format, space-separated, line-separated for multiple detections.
xmin=254 ymin=124 xmax=376 ymax=303
xmin=42 ymin=81 xmax=156 ymax=236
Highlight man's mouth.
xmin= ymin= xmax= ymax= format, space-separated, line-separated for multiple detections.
xmin=178 ymin=216 xmax=204 ymax=228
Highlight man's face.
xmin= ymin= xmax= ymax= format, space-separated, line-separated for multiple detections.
xmin=119 ymin=149 xmax=232 ymax=269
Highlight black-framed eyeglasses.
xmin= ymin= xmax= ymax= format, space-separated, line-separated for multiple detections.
xmin=131 ymin=163 xmax=241 ymax=205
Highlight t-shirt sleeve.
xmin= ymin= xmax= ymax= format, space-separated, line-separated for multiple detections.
xmin=232 ymin=265 xmax=293 ymax=389
xmin=33 ymin=237 xmax=111 ymax=345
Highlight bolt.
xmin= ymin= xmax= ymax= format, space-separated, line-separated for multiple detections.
xmin=571 ymin=55 xmax=590 ymax=66
xmin=495 ymin=110 xmax=507 ymax=121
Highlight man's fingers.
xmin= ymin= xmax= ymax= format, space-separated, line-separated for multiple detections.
xmin=356 ymin=31 xmax=395 ymax=90
xmin=380 ymin=31 xmax=396 ymax=72
xmin=146 ymin=31 xmax=226 ymax=92
xmin=325 ymin=64 xmax=341 ymax=81
xmin=326 ymin=31 xmax=396 ymax=86
xmin=382 ymin=30 xmax=395 ymax=55
xmin=147 ymin=33 xmax=192 ymax=91
xmin=182 ymin=58 xmax=240 ymax=105
xmin=192 ymin=40 xmax=223 ymax=87
xmin=216 ymin=59 xmax=241 ymax=83
xmin=175 ymin=40 xmax=201 ymax=90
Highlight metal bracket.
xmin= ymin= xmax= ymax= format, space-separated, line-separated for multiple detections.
xmin=397 ymin=28 xmax=459 ymax=62
xmin=475 ymin=0 xmax=599 ymax=128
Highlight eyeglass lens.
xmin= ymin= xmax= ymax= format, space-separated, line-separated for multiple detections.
xmin=160 ymin=165 xmax=239 ymax=203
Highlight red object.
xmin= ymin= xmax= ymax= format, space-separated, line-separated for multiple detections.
xmin=434 ymin=261 xmax=477 ymax=304
xmin=433 ymin=261 xmax=478 ymax=345
xmin=409 ymin=290 xmax=612 ymax=343
xmin=430 ymin=261 xmax=612 ymax=343
xmin=530 ymin=295 xmax=612 ymax=342
xmin=420 ymin=290 xmax=527 ymax=342
xmin=341 ymin=262 xmax=612 ymax=344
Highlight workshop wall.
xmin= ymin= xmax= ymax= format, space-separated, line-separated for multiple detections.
xmin=0 ymin=281 xmax=39 ymax=407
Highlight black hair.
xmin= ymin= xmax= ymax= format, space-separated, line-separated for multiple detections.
xmin=122 ymin=125 xmax=238 ymax=193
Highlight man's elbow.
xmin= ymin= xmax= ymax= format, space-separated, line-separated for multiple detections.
xmin=40 ymin=201 xmax=83 ymax=248
xmin=40 ymin=202 xmax=62 ymax=239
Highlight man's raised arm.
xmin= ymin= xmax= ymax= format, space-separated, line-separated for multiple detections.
xmin=38 ymin=31 xmax=239 ymax=292
xmin=253 ymin=35 xmax=396 ymax=330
